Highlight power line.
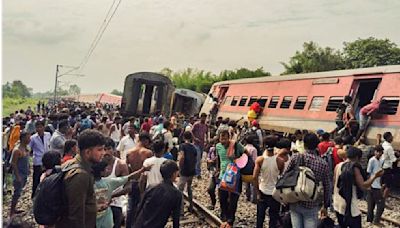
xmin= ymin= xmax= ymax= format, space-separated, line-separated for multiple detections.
xmin=78 ymin=0 xmax=122 ymax=73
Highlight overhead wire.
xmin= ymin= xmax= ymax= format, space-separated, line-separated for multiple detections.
xmin=78 ymin=0 xmax=122 ymax=73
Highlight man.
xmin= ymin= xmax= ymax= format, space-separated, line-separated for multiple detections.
xmin=125 ymin=133 xmax=153 ymax=228
xmin=110 ymin=116 xmax=122 ymax=146
xmin=367 ymin=145 xmax=385 ymax=226
xmin=356 ymin=100 xmax=382 ymax=140
xmin=102 ymin=138 xmax=129 ymax=228
xmin=55 ymin=129 xmax=106 ymax=228
xmin=29 ymin=121 xmax=51 ymax=198
xmin=24 ymin=115 xmax=37 ymax=135
xmin=283 ymin=133 xmax=331 ymax=228
xmin=293 ymin=129 xmax=305 ymax=154
xmin=216 ymin=130 xmax=245 ymax=227
xmin=50 ymin=119 xmax=70 ymax=155
xmin=381 ymin=132 xmax=399 ymax=198
xmin=249 ymin=120 xmax=264 ymax=156
xmin=342 ymin=95 xmax=356 ymax=136
xmin=141 ymin=140 xmax=167 ymax=189
xmin=134 ymin=160 xmax=182 ymax=228
xmin=10 ymin=132 xmax=31 ymax=217
xmin=253 ymin=136 xmax=285 ymax=228
xmin=98 ymin=116 xmax=110 ymax=136
xmin=140 ymin=117 xmax=151 ymax=133
xmin=8 ymin=120 xmax=21 ymax=152
xmin=117 ymin=122 xmax=136 ymax=160
xmin=192 ymin=113 xmax=208 ymax=178
xmin=122 ymin=117 xmax=135 ymax=136
xmin=333 ymin=146 xmax=383 ymax=228
xmin=318 ymin=132 xmax=334 ymax=156
xmin=177 ymin=131 xmax=197 ymax=213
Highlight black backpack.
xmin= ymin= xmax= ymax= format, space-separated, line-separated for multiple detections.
xmin=33 ymin=164 xmax=81 ymax=225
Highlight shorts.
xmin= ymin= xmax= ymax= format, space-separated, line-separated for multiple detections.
xmin=381 ymin=168 xmax=393 ymax=189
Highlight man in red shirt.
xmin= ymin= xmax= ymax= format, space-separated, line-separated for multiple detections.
xmin=140 ymin=117 xmax=151 ymax=133
xmin=356 ymin=100 xmax=382 ymax=140
xmin=317 ymin=132 xmax=334 ymax=156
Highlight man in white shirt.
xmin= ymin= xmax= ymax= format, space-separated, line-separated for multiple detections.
xmin=381 ymin=132 xmax=399 ymax=198
xmin=367 ymin=145 xmax=385 ymax=226
xmin=142 ymin=140 xmax=167 ymax=189
xmin=117 ymin=123 xmax=136 ymax=160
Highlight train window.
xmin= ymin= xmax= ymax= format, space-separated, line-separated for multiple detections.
xmin=280 ymin=96 xmax=293 ymax=109
xmin=248 ymin=96 xmax=259 ymax=106
xmin=239 ymin=97 xmax=248 ymax=106
xmin=294 ymin=96 xmax=307 ymax=110
xmin=259 ymin=96 xmax=268 ymax=107
xmin=224 ymin=96 xmax=232 ymax=105
xmin=309 ymin=96 xmax=324 ymax=111
xmin=326 ymin=96 xmax=344 ymax=112
xmin=268 ymin=96 xmax=280 ymax=108
xmin=379 ymin=97 xmax=399 ymax=115
xmin=231 ymin=96 xmax=239 ymax=106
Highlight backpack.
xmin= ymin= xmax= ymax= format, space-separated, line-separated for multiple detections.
xmin=272 ymin=155 xmax=321 ymax=204
xmin=80 ymin=118 xmax=92 ymax=131
xmin=33 ymin=164 xmax=81 ymax=225
xmin=322 ymin=147 xmax=334 ymax=177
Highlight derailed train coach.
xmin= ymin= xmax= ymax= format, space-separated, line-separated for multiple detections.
xmin=201 ymin=65 xmax=400 ymax=149
xmin=121 ymin=72 xmax=206 ymax=117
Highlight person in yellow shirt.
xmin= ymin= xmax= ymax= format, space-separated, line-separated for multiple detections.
xmin=8 ymin=122 xmax=21 ymax=152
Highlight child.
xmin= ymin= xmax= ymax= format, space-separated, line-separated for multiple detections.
xmin=92 ymin=161 xmax=149 ymax=228
xmin=40 ymin=152 xmax=61 ymax=182
xmin=62 ymin=140 xmax=78 ymax=163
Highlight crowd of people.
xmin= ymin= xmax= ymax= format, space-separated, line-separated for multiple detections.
xmin=2 ymin=98 xmax=399 ymax=228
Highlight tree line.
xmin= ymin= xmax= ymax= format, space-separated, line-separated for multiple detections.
xmin=162 ymin=37 xmax=400 ymax=93
xmin=2 ymin=81 xmax=81 ymax=99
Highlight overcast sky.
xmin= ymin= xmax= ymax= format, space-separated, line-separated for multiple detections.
xmin=3 ymin=0 xmax=400 ymax=94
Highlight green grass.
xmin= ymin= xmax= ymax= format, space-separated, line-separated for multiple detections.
xmin=2 ymin=97 xmax=40 ymax=117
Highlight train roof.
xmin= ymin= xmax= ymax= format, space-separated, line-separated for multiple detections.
xmin=125 ymin=72 xmax=173 ymax=85
xmin=214 ymin=65 xmax=400 ymax=86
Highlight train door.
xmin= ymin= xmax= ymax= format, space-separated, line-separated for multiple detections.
xmin=217 ymin=86 xmax=229 ymax=102
xmin=350 ymin=79 xmax=382 ymax=118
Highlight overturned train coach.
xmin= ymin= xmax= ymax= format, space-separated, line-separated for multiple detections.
xmin=201 ymin=65 xmax=400 ymax=149
xmin=121 ymin=72 xmax=206 ymax=117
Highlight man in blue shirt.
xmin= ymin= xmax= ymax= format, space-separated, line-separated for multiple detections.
xmin=29 ymin=121 xmax=51 ymax=198
xmin=366 ymin=145 xmax=385 ymax=226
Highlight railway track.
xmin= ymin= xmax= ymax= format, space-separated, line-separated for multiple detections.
xmin=181 ymin=191 xmax=222 ymax=228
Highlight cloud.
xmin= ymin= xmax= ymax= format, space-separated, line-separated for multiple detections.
xmin=3 ymin=14 xmax=81 ymax=45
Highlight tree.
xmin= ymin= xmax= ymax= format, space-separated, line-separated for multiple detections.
xmin=111 ymin=89 xmax=123 ymax=96
xmin=343 ymin=37 xmax=400 ymax=69
xmin=68 ymin=84 xmax=81 ymax=96
xmin=162 ymin=67 xmax=270 ymax=93
xmin=281 ymin=42 xmax=345 ymax=75
xmin=2 ymin=80 xmax=32 ymax=98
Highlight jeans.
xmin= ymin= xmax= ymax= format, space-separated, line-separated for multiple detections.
xmin=111 ymin=206 xmax=123 ymax=228
xmin=256 ymin=192 xmax=280 ymax=228
xmin=290 ymin=203 xmax=319 ymax=228
xmin=178 ymin=175 xmax=194 ymax=213
xmin=367 ymin=188 xmax=385 ymax=223
xmin=126 ymin=181 xmax=140 ymax=228
xmin=12 ymin=175 xmax=27 ymax=204
xmin=245 ymin=182 xmax=256 ymax=202
xmin=32 ymin=165 xmax=42 ymax=198
xmin=195 ymin=145 xmax=204 ymax=176
xmin=336 ymin=212 xmax=361 ymax=228
xmin=219 ymin=189 xmax=240 ymax=226
xmin=207 ymin=175 xmax=217 ymax=206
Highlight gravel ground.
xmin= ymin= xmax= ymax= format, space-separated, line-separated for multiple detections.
xmin=189 ymin=158 xmax=400 ymax=228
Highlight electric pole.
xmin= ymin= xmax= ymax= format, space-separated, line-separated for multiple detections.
xmin=53 ymin=65 xmax=84 ymax=105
